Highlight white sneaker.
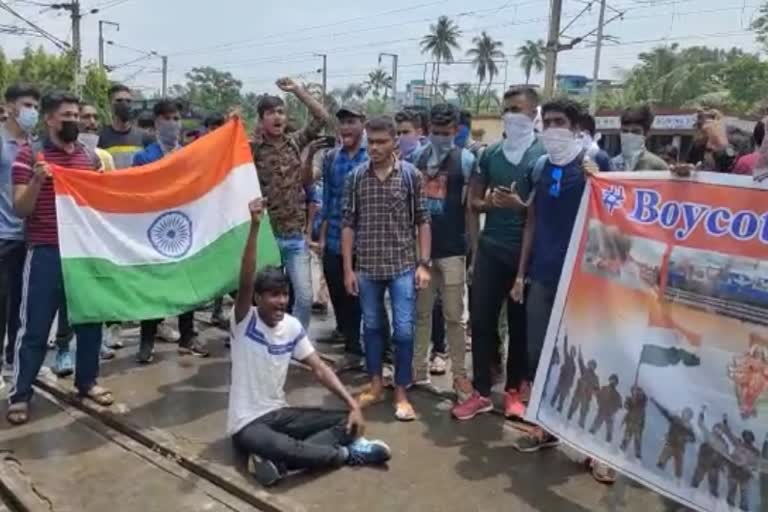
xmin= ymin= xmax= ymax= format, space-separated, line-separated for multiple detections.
xmin=157 ymin=323 xmax=180 ymax=343
xmin=103 ymin=324 xmax=124 ymax=349
xmin=1 ymin=363 xmax=13 ymax=379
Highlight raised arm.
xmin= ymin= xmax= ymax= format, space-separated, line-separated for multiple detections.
xmin=277 ymin=77 xmax=329 ymax=147
xmin=650 ymin=397 xmax=673 ymax=422
xmin=234 ymin=199 xmax=264 ymax=324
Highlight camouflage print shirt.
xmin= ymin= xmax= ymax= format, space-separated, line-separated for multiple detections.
xmin=251 ymin=116 xmax=325 ymax=237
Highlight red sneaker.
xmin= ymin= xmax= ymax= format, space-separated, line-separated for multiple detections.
xmin=451 ymin=392 xmax=493 ymax=421
xmin=505 ymin=389 xmax=527 ymax=419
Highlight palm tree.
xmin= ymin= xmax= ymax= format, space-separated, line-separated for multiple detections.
xmin=454 ymin=83 xmax=473 ymax=107
xmin=365 ymin=69 xmax=391 ymax=98
xmin=466 ymin=31 xmax=504 ymax=113
xmin=438 ymin=81 xmax=451 ymax=100
xmin=420 ymin=16 xmax=462 ymax=99
xmin=341 ymin=83 xmax=368 ymax=101
xmin=515 ymin=39 xmax=545 ymax=85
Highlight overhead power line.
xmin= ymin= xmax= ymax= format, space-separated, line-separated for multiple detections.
xmin=0 ymin=0 xmax=70 ymax=50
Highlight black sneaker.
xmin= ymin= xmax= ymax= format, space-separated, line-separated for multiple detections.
xmin=513 ymin=428 xmax=560 ymax=453
xmin=247 ymin=455 xmax=283 ymax=487
xmin=136 ymin=342 xmax=154 ymax=364
xmin=311 ymin=302 xmax=328 ymax=316
xmin=178 ymin=337 xmax=210 ymax=357
xmin=346 ymin=437 xmax=391 ymax=466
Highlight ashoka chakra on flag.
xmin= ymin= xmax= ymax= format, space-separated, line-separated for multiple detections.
xmin=148 ymin=211 xmax=194 ymax=258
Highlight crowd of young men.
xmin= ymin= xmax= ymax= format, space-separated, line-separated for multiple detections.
xmin=0 ymin=77 xmax=760 ymax=487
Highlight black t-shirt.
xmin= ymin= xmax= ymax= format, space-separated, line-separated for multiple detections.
xmin=98 ymin=125 xmax=146 ymax=169
xmin=416 ymin=146 xmax=470 ymax=259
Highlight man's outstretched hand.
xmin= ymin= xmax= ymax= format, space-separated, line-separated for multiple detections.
xmin=346 ymin=406 xmax=366 ymax=437
xmin=276 ymin=77 xmax=300 ymax=94
xmin=249 ymin=198 xmax=264 ymax=224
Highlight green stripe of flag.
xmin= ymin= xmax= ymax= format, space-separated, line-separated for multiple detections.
xmin=61 ymin=220 xmax=281 ymax=324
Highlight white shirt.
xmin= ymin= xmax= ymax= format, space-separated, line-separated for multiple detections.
xmin=227 ymin=307 xmax=315 ymax=435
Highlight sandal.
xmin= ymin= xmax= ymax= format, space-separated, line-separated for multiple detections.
xmin=429 ymin=354 xmax=447 ymax=375
xmin=394 ymin=401 xmax=416 ymax=422
xmin=6 ymin=402 xmax=29 ymax=426
xmin=82 ymin=385 xmax=114 ymax=407
xmin=589 ymin=459 xmax=617 ymax=484
xmin=357 ymin=389 xmax=385 ymax=408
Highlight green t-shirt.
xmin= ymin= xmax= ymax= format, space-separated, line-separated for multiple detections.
xmin=477 ymin=139 xmax=546 ymax=251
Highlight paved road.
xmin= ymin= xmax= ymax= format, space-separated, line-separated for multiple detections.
xmin=0 ymin=313 xmax=688 ymax=511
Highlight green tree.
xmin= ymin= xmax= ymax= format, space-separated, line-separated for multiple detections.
xmin=752 ymin=2 xmax=768 ymax=52
xmin=184 ymin=66 xmax=243 ymax=114
xmin=454 ymin=83 xmax=473 ymax=107
xmin=515 ymin=39 xmax=545 ymax=84
xmin=365 ymin=69 xmax=391 ymax=99
xmin=438 ymin=81 xmax=451 ymax=100
xmin=420 ymin=16 xmax=462 ymax=98
xmin=720 ymin=54 xmax=768 ymax=109
xmin=81 ymin=65 xmax=112 ymax=118
xmin=620 ymin=44 xmax=745 ymax=107
xmin=466 ymin=31 xmax=504 ymax=113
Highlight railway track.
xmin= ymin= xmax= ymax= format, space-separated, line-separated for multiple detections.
xmin=0 ymin=375 xmax=284 ymax=512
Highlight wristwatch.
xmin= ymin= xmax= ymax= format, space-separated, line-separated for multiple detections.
xmin=418 ymin=259 xmax=433 ymax=269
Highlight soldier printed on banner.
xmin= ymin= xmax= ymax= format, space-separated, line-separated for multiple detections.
xmin=652 ymin=398 xmax=696 ymax=481
xmin=620 ymin=385 xmax=648 ymax=459
xmin=589 ymin=374 xmax=622 ymax=443
xmin=721 ymin=417 xmax=759 ymax=512
xmin=567 ymin=346 xmax=599 ymax=429
xmin=691 ymin=408 xmax=728 ymax=499
xmin=550 ymin=335 xmax=577 ymax=413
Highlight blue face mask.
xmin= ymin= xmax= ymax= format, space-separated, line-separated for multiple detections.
xmin=454 ymin=125 xmax=470 ymax=148
xmin=17 ymin=106 xmax=39 ymax=133
xmin=397 ymin=134 xmax=420 ymax=157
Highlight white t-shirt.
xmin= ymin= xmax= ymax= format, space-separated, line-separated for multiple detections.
xmin=227 ymin=307 xmax=315 ymax=436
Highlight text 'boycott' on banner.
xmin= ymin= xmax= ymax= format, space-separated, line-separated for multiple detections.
xmin=526 ymin=172 xmax=768 ymax=512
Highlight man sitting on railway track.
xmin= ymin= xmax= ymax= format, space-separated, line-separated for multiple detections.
xmin=227 ymin=198 xmax=391 ymax=487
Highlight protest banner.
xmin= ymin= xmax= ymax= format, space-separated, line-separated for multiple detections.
xmin=526 ymin=172 xmax=768 ymax=512
xmin=51 ymin=119 xmax=280 ymax=324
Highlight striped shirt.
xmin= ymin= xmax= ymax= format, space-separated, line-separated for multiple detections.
xmin=12 ymin=139 xmax=99 ymax=246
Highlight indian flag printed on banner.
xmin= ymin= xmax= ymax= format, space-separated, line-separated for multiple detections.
xmin=51 ymin=119 xmax=280 ymax=324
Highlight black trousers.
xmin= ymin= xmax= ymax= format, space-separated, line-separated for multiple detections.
xmin=469 ymin=238 xmax=527 ymax=396
xmin=0 ymin=240 xmax=26 ymax=366
xmin=140 ymin=311 xmax=195 ymax=346
xmin=232 ymin=407 xmax=352 ymax=471
xmin=322 ymin=252 xmax=361 ymax=350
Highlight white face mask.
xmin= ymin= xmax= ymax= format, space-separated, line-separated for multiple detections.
xmin=620 ymin=132 xmax=646 ymax=169
xmin=540 ymin=128 xmax=583 ymax=166
xmin=501 ymin=113 xmax=535 ymax=165
xmin=77 ymin=132 xmax=99 ymax=152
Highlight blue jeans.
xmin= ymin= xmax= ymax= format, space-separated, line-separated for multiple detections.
xmin=10 ymin=246 xmax=102 ymax=404
xmin=358 ymin=269 xmax=415 ymax=387
xmin=277 ymin=235 xmax=312 ymax=330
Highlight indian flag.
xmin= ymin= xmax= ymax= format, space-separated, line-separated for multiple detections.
xmin=52 ymin=119 xmax=280 ymax=324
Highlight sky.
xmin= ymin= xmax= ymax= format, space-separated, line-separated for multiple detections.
xmin=0 ymin=0 xmax=763 ymax=97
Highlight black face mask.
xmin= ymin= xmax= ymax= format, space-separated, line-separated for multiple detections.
xmin=58 ymin=121 xmax=79 ymax=143
xmin=113 ymin=102 xmax=133 ymax=122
